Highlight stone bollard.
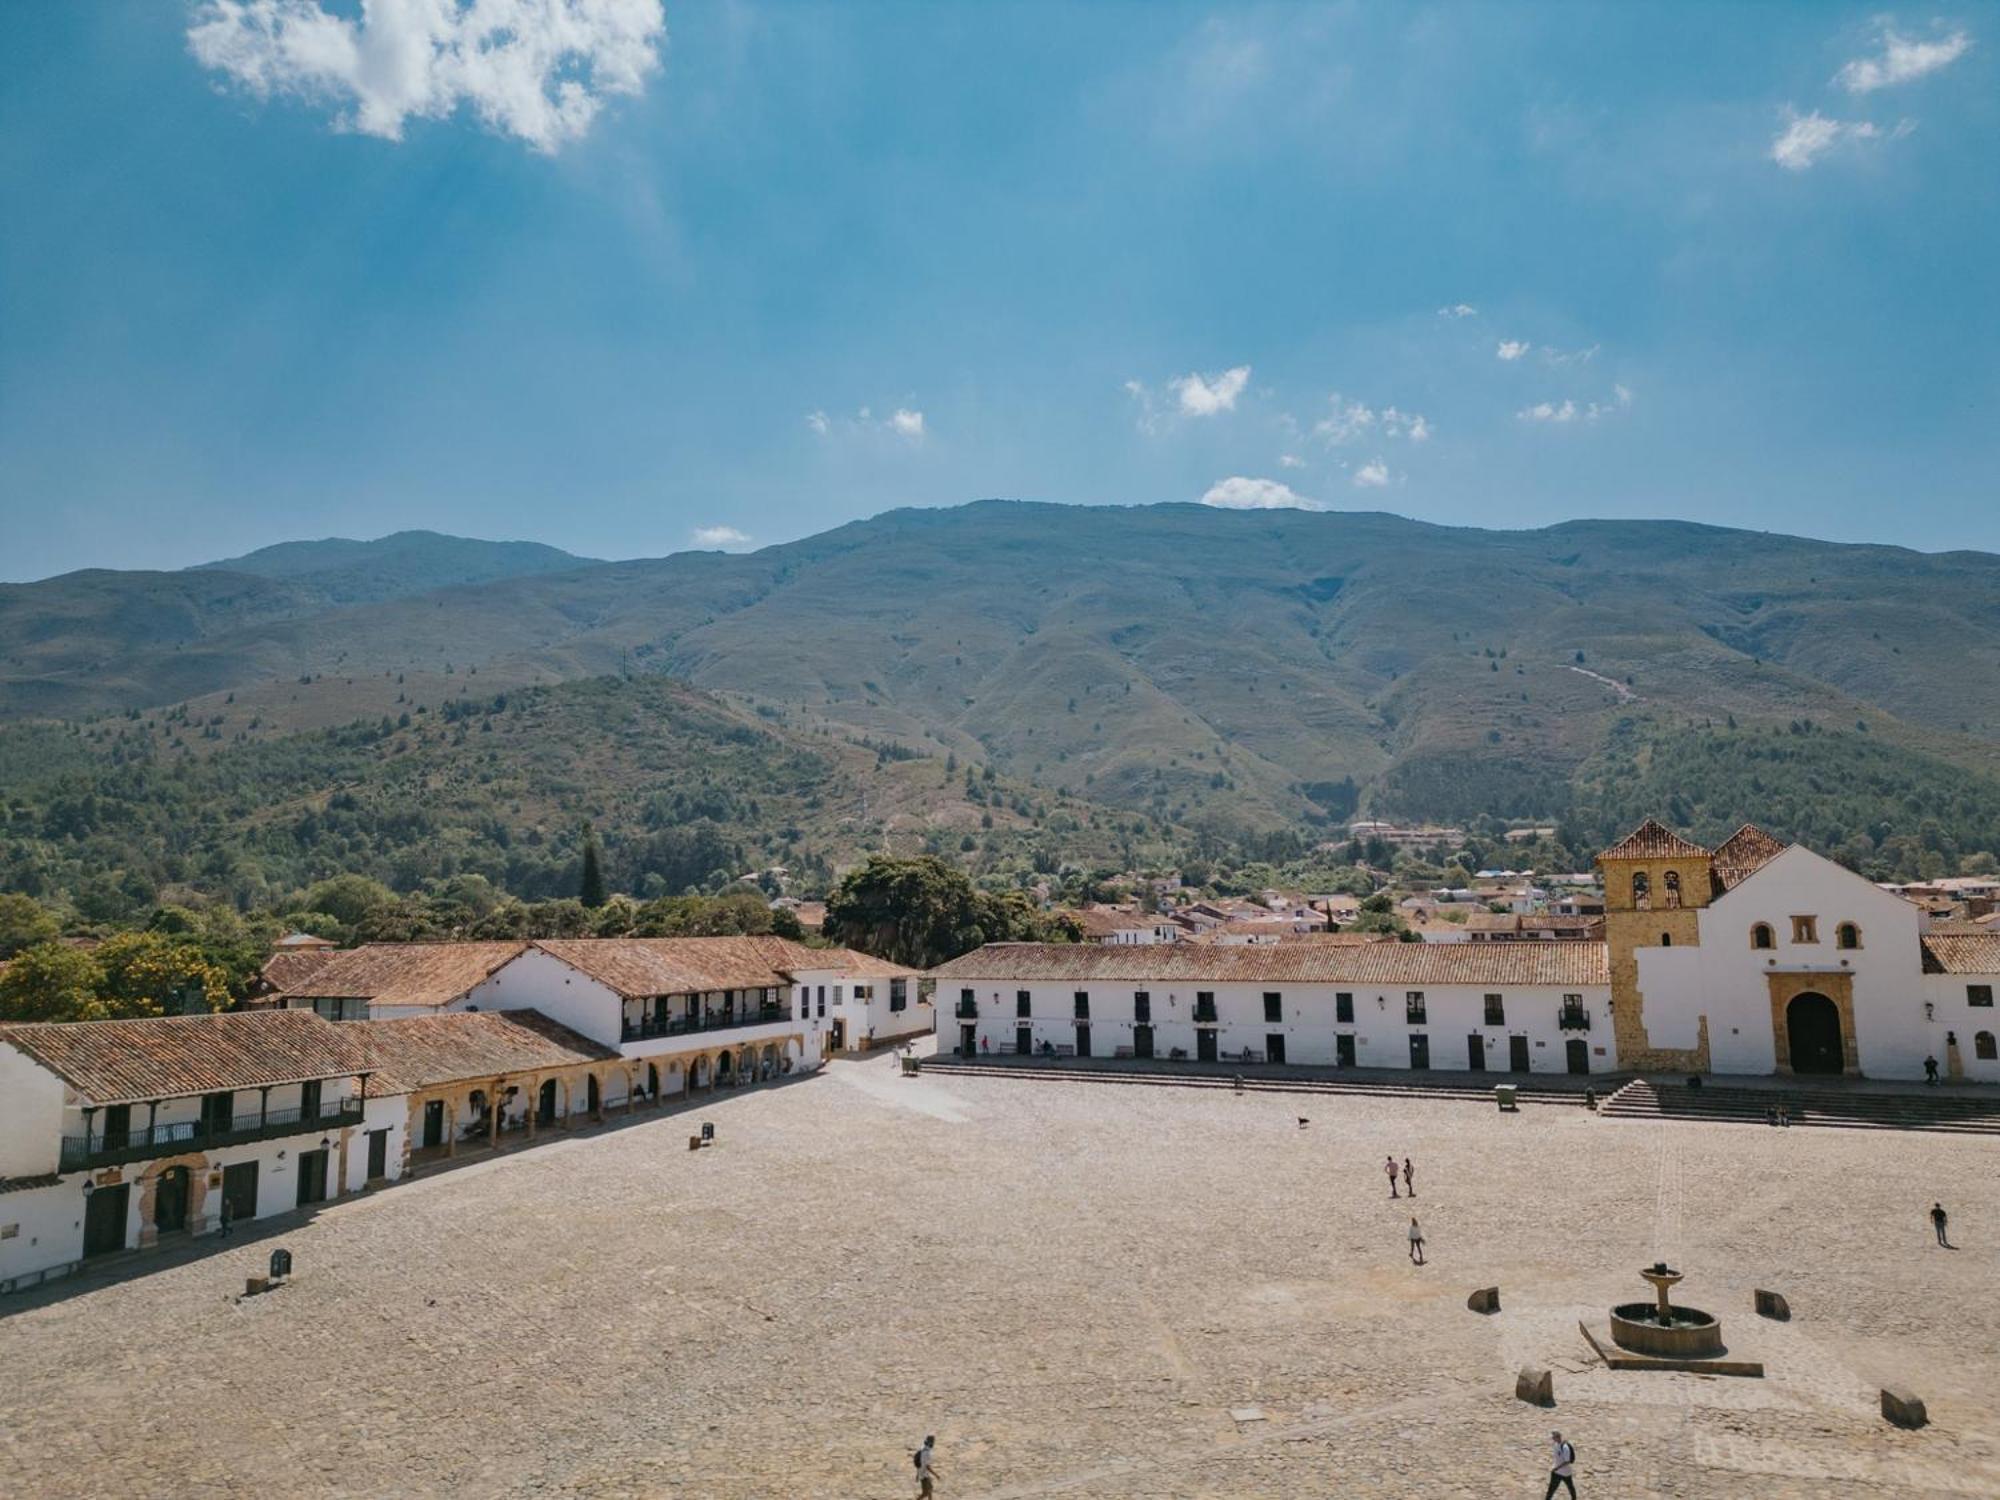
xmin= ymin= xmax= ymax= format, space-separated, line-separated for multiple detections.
xmin=1754 ymin=1289 xmax=1791 ymax=1321
xmin=1881 ymin=1387 xmax=1928 ymax=1429
xmin=243 ymin=1275 xmax=272 ymax=1298
xmin=1467 ymin=1287 xmax=1501 ymax=1315
xmin=1514 ymin=1366 xmax=1553 ymax=1407
xmin=688 ymin=1135 xmax=702 ymax=1151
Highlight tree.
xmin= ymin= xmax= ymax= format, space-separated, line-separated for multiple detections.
xmin=579 ymin=824 xmax=608 ymax=910
xmin=0 ymin=893 xmax=59 ymax=960
xmin=0 ymin=943 xmax=106 ymax=1022
xmin=94 ymin=931 xmax=228 ymax=1017
xmin=301 ymin=874 xmax=396 ymax=929
xmin=825 ymin=855 xmax=1068 ymax=968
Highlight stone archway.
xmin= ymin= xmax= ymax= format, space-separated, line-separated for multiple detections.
xmin=1786 ymin=992 xmax=1845 ymax=1075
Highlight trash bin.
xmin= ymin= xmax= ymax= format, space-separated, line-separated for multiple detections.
xmin=1495 ymin=1084 xmax=1518 ymax=1112
xmin=901 ymin=1055 xmax=921 ymax=1077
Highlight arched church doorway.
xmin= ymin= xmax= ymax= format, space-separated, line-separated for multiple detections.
xmin=1786 ymin=992 xmax=1845 ymax=1075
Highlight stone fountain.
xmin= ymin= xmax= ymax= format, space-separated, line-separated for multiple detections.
xmin=1608 ymin=1261 xmax=1725 ymax=1359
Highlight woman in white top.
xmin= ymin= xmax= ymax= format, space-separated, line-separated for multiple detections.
xmin=1407 ymin=1217 xmax=1425 ymax=1264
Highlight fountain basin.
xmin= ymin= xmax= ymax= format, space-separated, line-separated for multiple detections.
xmin=1609 ymin=1302 xmax=1724 ymax=1359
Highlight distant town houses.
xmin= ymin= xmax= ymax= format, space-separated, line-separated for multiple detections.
xmin=0 ymin=936 xmax=922 ymax=1293
xmin=933 ymin=819 xmax=2000 ymax=1091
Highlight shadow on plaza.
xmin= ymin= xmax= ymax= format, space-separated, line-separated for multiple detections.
xmin=0 ymin=1069 xmax=818 ymax=1319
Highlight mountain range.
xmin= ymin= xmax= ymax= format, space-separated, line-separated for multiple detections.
xmin=4 ymin=502 xmax=2000 ymax=900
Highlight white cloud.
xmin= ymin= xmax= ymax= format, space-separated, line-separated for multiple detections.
xmin=1278 ymin=453 xmax=1306 ymax=469
xmin=1351 ymin=458 xmax=1392 ymax=488
xmin=1497 ymin=340 xmax=1531 ymax=361
xmin=1517 ymin=386 xmax=1632 ymax=425
xmin=1170 ymin=365 xmax=1252 ymax=417
xmin=1837 ymin=23 xmax=1973 ymax=93
xmin=1380 ymin=407 xmax=1430 ymax=442
xmin=187 ymin=0 xmax=666 ymax=154
xmin=889 ymin=408 xmax=925 ymax=439
xmin=1437 ymin=303 xmax=1478 ymax=319
xmin=1200 ymin=476 xmax=1326 ymax=512
xmin=692 ymin=525 xmax=751 ymax=548
xmin=1313 ymin=394 xmax=1429 ymax=447
xmin=1517 ymin=399 xmax=1581 ymax=424
xmin=805 ymin=410 xmax=830 ymax=436
xmin=1313 ymin=394 xmax=1375 ymax=446
xmin=1770 ymin=109 xmax=1880 ymax=170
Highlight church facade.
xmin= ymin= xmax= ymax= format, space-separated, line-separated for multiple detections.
xmin=1598 ymin=820 xmax=2000 ymax=1083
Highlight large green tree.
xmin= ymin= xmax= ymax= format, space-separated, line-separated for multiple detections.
xmin=825 ymin=855 xmax=1069 ymax=968
xmin=0 ymin=944 xmax=106 ymax=1022
xmin=0 ymin=893 xmax=59 ymax=959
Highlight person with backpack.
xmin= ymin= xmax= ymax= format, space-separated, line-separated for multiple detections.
xmin=1544 ymin=1431 xmax=1577 ymax=1498
xmin=914 ymin=1434 xmax=939 ymax=1497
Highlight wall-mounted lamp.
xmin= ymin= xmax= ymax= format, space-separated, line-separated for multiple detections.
xmin=1924 ymin=1002 xmax=1936 ymax=1021
xmin=80 ymin=1180 xmax=94 ymax=1198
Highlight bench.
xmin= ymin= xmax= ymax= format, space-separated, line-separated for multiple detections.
xmin=1114 ymin=1046 xmax=1136 ymax=1059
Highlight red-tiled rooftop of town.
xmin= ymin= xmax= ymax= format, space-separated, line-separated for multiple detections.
xmin=929 ymin=940 xmax=1610 ymax=987
xmin=0 ymin=1009 xmax=363 ymax=1106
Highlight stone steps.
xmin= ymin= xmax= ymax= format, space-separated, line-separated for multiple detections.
xmin=918 ymin=1056 xmax=1591 ymax=1108
xmin=1598 ymin=1078 xmax=2000 ymax=1136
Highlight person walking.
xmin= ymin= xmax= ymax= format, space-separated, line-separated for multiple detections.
xmin=1402 ymin=1157 xmax=1415 ymax=1198
xmin=1924 ymin=1054 xmax=1940 ymax=1086
xmin=1407 ymin=1216 xmax=1425 ymax=1265
xmin=217 ymin=1193 xmax=234 ymax=1240
xmin=1386 ymin=1154 xmax=1400 ymax=1198
xmin=1932 ymin=1202 xmax=1952 ymax=1248
xmin=1544 ymin=1431 xmax=1577 ymax=1498
xmin=914 ymin=1435 xmax=939 ymax=1497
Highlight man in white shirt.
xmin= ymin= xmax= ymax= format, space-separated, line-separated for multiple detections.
xmin=915 ymin=1434 xmax=939 ymax=1497
xmin=1544 ymin=1430 xmax=1576 ymax=1498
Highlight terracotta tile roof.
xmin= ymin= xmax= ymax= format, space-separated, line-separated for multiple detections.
xmin=0 ymin=1010 xmax=363 ymax=1106
xmin=532 ymin=936 xmax=897 ymax=998
xmin=0 ymin=1173 xmax=62 ymax=1196
xmin=260 ymin=949 xmax=342 ymax=993
xmin=1066 ymin=908 xmax=1155 ymax=937
xmin=1711 ymin=824 xmax=1789 ymax=890
xmin=1598 ymin=819 xmax=1709 ymax=861
xmin=346 ymin=1011 xmax=620 ymax=1096
xmin=929 ymin=941 xmax=1608 ymax=987
xmin=271 ymin=942 xmax=530 ymax=1009
xmin=1920 ymin=934 xmax=2000 ymax=975
xmin=1274 ymin=930 xmax=1385 ymax=946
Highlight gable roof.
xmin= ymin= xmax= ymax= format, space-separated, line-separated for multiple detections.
xmin=345 ymin=1011 xmax=619 ymax=1096
xmin=1920 ymin=933 xmax=2000 ymax=976
xmin=260 ymin=949 xmax=342 ymax=994
xmin=1711 ymin=824 xmax=1790 ymax=891
xmin=533 ymin=936 xmax=830 ymax=998
xmin=929 ymin=941 xmax=1608 ymax=987
xmin=1598 ymin=819 xmax=1709 ymax=862
xmin=0 ymin=1010 xmax=362 ymax=1106
xmin=270 ymin=942 xmax=530 ymax=1009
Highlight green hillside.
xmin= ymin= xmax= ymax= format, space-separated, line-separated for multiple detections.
xmin=194 ymin=529 xmax=596 ymax=602
xmin=0 ymin=675 xmax=1184 ymax=917
xmin=4 ymin=502 xmax=2000 ymax=874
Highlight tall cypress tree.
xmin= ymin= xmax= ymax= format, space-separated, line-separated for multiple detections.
xmin=578 ymin=823 xmax=608 ymax=909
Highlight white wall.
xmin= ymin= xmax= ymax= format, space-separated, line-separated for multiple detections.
xmin=1922 ymin=972 xmax=2000 ymax=1083
xmin=939 ymin=977 xmax=1616 ymax=1073
xmin=0 ymin=1043 xmax=65 ymax=1178
xmin=0 ymin=1181 xmax=82 ymax=1290
xmin=1636 ymin=845 xmax=1932 ymax=1079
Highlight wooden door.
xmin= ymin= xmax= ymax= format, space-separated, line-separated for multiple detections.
xmin=222 ymin=1160 xmax=259 ymax=1222
xmin=959 ymin=1023 xmax=977 ymax=1056
xmin=1336 ymin=1034 xmax=1356 ymax=1068
xmin=1266 ymin=1034 xmax=1286 ymax=1065
xmin=295 ymin=1149 xmax=329 ymax=1207
xmin=1015 ymin=1024 xmax=1032 ymax=1056
xmin=1408 ymin=1034 xmax=1430 ymax=1069
xmin=1566 ymin=1039 xmax=1590 ymax=1075
xmin=83 ymin=1183 xmax=128 ymax=1257
xmin=1509 ymin=1035 xmax=1531 ymax=1072
xmin=1134 ymin=1024 xmax=1154 ymax=1059
xmin=1197 ymin=1030 xmax=1218 ymax=1063
xmin=366 ymin=1129 xmax=389 ymax=1181
xmin=1467 ymin=1035 xmax=1486 ymax=1071
xmin=154 ymin=1166 xmax=190 ymax=1234
xmin=423 ymin=1099 xmax=446 ymax=1147
xmin=1074 ymin=1023 xmax=1092 ymax=1058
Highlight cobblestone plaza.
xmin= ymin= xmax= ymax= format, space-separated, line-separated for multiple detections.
xmin=4 ymin=1052 xmax=1996 ymax=1497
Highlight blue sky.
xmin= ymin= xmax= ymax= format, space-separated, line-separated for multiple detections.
xmin=1 ymin=2 xmax=1994 ymax=580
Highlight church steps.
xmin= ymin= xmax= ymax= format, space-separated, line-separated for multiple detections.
xmin=1597 ymin=1078 xmax=2000 ymax=1135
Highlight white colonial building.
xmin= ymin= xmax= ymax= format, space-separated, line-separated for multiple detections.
xmin=0 ymin=1010 xmax=373 ymax=1293
xmin=936 ymin=821 xmax=2000 ymax=1085
xmin=931 ymin=941 xmax=1613 ymax=1074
